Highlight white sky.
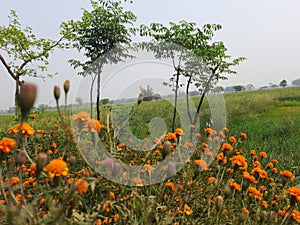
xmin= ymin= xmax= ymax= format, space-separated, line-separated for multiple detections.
xmin=0 ymin=0 xmax=300 ymax=110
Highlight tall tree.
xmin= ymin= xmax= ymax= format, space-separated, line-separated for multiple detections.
xmin=61 ymin=0 xmax=136 ymax=120
xmin=0 ymin=10 xmax=63 ymax=115
xmin=279 ymin=79 xmax=287 ymax=88
xmin=140 ymin=21 xmax=245 ymax=129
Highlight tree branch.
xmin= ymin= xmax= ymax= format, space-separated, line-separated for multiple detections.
xmin=0 ymin=53 xmax=17 ymax=81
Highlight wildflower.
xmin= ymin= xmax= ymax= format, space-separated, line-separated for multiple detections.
xmin=250 ymin=150 xmax=256 ymax=155
xmin=286 ymin=186 xmax=300 ymax=202
xmin=75 ymin=178 xmax=88 ymax=194
xmin=230 ymin=155 xmax=248 ymax=170
xmin=0 ymin=138 xmax=16 ymax=153
xmin=229 ymin=179 xmax=241 ymax=191
xmin=184 ymin=204 xmax=193 ymax=215
xmin=87 ymin=119 xmax=104 ymax=132
xmin=280 ymin=170 xmax=295 ymax=180
xmin=242 ymin=172 xmax=257 ymax=183
xmin=240 ymin=132 xmax=247 ymax=139
xmin=10 ymin=177 xmax=20 ymax=186
xmin=251 ymin=167 xmax=268 ymax=179
xmin=194 ymin=159 xmax=208 ymax=170
xmin=221 ymin=143 xmax=233 ymax=151
xmin=229 ymin=136 xmax=237 ymax=143
xmin=175 ymin=128 xmax=184 ymax=136
xmin=43 ymin=158 xmax=69 ymax=178
xmin=166 ymin=132 xmax=177 ymax=141
xmin=73 ymin=112 xmax=90 ymax=123
xmin=9 ymin=122 xmax=35 ymax=136
xmin=292 ymin=210 xmax=300 ymax=223
xmin=166 ymin=182 xmax=175 ymax=191
xmin=205 ymin=128 xmax=213 ymax=135
xmin=259 ymin=152 xmax=268 ymax=158
xmin=247 ymin=186 xmax=263 ymax=200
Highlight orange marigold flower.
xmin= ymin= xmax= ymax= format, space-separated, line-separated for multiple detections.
xmin=208 ymin=176 xmax=217 ymax=184
xmin=73 ymin=112 xmax=90 ymax=123
xmin=205 ymin=127 xmax=213 ymax=135
xmin=280 ymin=170 xmax=295 ymax=180
xmin=87 ymin=119 xmax=104 ymax=133
xmin=251 ymin=167 xmax=268 ymax=179
xmin=229 ymin=136 xmax=237 ymax=143
xmin=166 ymin=182 xmax=175 ymax=191
xmin=267 ymin=162 xmax=274 ymax=169
xmin=113 ymin=214 xmax=120 ymax=222
xmin=292 ymin=210 xmax=300 ymax=223
xmin=166 ymin=132 xmax=177 ymax=141
xmin=10 ymin=177 xmax=20 ymax=186
xmin=43 ymin=158 xmax=69 ymax=178
xmin=286 ymin=186 xmax=300 ymax=202
xmin=0 ymin=138 xmax=16 ymax=153
xmin=9 ymin=122 xmax=34 ymax=136
xmin=242 ymin=172 xmax=257 ymax=183
xmin=259 ymin=152 xmax=268 ymax=158
xmin=250 ymin=150 xmax=256 ymax=155
xmin=75 ymin=178 xmax=88 ymax=194
xmin=194 ymin=159 xmax=208 ymax=170
xmin=271 ymin=159 xmax=278 ymax=164
xmin=230 ymin=155 xmax=248 ymax=170
xmin=229 ymin=179 xmax=241 ymax=191
xmin=221 ymin=143 xmax=233 ymax=151
xmin=184 ymin=204 xmax=193 ymax=215
xmin=175 ymin=128 xmax=184 ymax=136
xmin=252 ymin=161 xmax=261 ymax=168
xmin=240 ymin=132 xmax=247 ymax=139
xmin=247 ymin=186 xmax=263 ymax=200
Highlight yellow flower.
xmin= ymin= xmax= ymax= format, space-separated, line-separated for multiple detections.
xmin=9 ymin=122 xmax=34 ymax=136
xmin=184 ymin=204 xmax=193 ymax=215
xmin=0 ymin=138 xmax=16 ymax=153
xmin=43 ymin=158 xmax=69 ymax=178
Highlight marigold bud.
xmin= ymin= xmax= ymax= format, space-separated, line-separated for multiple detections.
xmin=18 ymin=83 xmax=37 ymax=115
xmin=137 ymin=92 xmax=144 ymax=105
xmin=54 ymin=85 xmax=60 ymax=101
xmin=112 ymin=162 xmax=121 ymax=176
xmin=37 ymin=153 xmax=48 ymax=178
xmin=215 ymin=195 xmax=224 ymax=212
xmin=162 ymin=141 xmax=172 ymax=159
xmin=63 ymin=80 xmax=70 ymax=94
xmin=16 ymin=151 xmax=27 ymax=165
xmin=68 ymin=156 xmax=76 ymax=165
xmin=167 ymin=161 xmax=176 ymax=177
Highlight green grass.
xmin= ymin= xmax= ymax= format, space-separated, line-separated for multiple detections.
xmin=2 ymin=87 xmax=300 ymax=171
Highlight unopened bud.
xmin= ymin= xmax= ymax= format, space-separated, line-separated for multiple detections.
xmin=112 ymin=162 xmax=121 ymax=176
xmin=16 ymin=151 xmax=27 ymax=165
xmin=237 ymin=208 xmax=250 ymax=224
xmin=63 ymin=80 xmax=70 ymax=94
xmin=104 ymin=157 xmax=113 ymax=168
xmin=162 ymin=141 xmax=172 ymax=159
xmin=18 ymin=83 xmax=37 ymax=115
xmin=260 ymin=210 xmax=268 ymax=222
xmin=215 ymin=195 xmax=224 ymax=212
xmin=37 ymin=153 xmax=48 ymax=178
xmin=167 ymin=161 xmax=176 ymax=177
xmin=137 ymin=92 xmax=144 ymax=105
xmin=68 ymin=156 xmax=76 ymax=165
xmin=54 ymin=85 xmax=60 ymax=101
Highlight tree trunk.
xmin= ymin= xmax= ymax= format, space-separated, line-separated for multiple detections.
xmin=186 ymin=75 xmax=193 ymax=125
xmin=96 ymin=67 xmax=102 ymax=121
xmin=172 ymin=68 xmax=180 ymax=133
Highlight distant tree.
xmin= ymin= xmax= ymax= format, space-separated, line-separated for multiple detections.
xmin=100 ymin=98 xmax=109 ymax=105
xmin=292 ymin=78 xmax=300 ymax=86
xmin=212 ymin=86 xmax=224 ymax=94
xmin=140 ymin=85 xmax=154 ymax=101
xmin=75 ymin=97 xmax=83 ymax=106
xmin=61 ymin=0 xmax=136 ymax=120
xmin=232 ymin=85 xmax=245 ymax=92
xmin=0 ymin=10 xmax=63 ymax=116
xmin=279 ymin=79 xmax=287 ymax=88
xmin=140 ymin=21 xmax=245 ymax=130
xmin=245 ymin=84 xmax=255 ymax=91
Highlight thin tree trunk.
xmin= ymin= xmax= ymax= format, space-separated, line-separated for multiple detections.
xmin=90 ymin=74 xmax=96 ymax=118
xmin=96 ymin=69 xmax=101 ymax=121
xmin=186 ymin=75 xmax=193 ymax=125
xmin=172 ymin=68 xmax=180 ymax=132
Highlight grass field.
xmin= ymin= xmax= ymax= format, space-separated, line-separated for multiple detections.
xmin=1 ymin=86 xmax=300 ymax=224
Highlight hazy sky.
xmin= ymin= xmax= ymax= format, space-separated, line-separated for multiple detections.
xmin=1 ymin=0 xmax=300 ymax=110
